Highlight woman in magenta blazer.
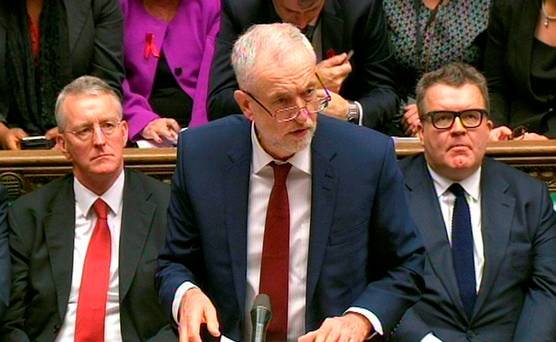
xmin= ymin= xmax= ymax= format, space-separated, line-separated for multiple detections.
xmin=120 ymin=0 xmax=220 ymax=144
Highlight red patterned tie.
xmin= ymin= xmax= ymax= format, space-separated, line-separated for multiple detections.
xmin=259 ymin=162 xmax=292 ymax=341
xmin=75 ymin=199 xmax=111 ymax=342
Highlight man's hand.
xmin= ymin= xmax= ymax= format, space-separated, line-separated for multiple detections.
xmin=0 ymin=126 xmax=28 ymax=150
xmin=316 ymin=53 xmax=352 ymax=93
xmin=141 ymin=118 xmax=180 ymax=144
xmin=298 ymin=313 xmax=372 ymax=342
xmin=44 ymin=127 xmax=60 ymax=141
xmin=178 ymin=288 xmax=220 ymax=342
xmin=516 ymin=132 xmax=549 ymax=141
xmin=401 ymin=103 xmax=420 ymax=136
xmin=489 ymin=126 xmax=513 ymax=141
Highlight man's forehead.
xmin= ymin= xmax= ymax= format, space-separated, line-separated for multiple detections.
xmin=425 ymin=83 xmax=485 ymax=107
xmin=64 ymin=95 xmax=120 ymax=122
xmin=258 ymin=70 xmax=317 ymax=98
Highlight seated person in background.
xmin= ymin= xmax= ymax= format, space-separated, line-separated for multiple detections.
xmin=0 ymin=76 xmax=174 ymax=341
xmin=383 ymin=0 xmax=491 ymax=136
xmin=120 ymin=0 xmax=220 ymax=145
xmin=484 ymin=0 xmax=556 ymax=140
xmin=157 ymin=23 xmax=424 ymax=342
xmin=0 ymin=0 xmax=124 ymax=150
xmin=0 ymin=186 xmax=7 ymax=321
xmin=208 ymin=0 xmax=399 ymax=132
xmin=391 ymin=63 xmax=556 ymax=341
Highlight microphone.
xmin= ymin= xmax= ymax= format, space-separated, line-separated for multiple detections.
xmin=250 ymin=293 xmax=272 ymax=342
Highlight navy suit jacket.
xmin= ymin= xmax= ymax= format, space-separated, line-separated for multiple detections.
xmin=207 ymin=0 xmax=398 ymax=132
xmin=1 ymin=170 xmax=174 ymax=341
xmin=157 ymin=114 xmax=424 ymax=340
xmin=390 ymin=155 xmax=556 ymax=341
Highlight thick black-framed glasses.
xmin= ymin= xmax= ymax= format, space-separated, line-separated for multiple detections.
xmin=422 ymin=109 xmax=488 ymax=129
xmin=242 ymin=73 xmax=331 ymax=123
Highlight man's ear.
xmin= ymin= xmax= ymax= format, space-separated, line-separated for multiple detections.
xmin=417 ymin=125 xmax=425 ymax=146
xmin=56 ymin=134 xmax=72 ymax=160
xmin=486 ymin=119 xmax=493 ymax=130
xmin=234 ymin=90 xmax=254 ymax=121
xmin=120 ymin=120 xmax=129 ymax=144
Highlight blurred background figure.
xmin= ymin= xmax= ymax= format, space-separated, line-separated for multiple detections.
xmin=208 ymin=0 xmax=399 ymax=133
xmin=0 ymin=0 xmax=124 ymax=150
xmin=484 ymin=0 xmax=556 ymax=140
xmin=384 ymin=0 xmax=490 ymax=136
xmin=120 ymin=0 xmax=220 ymax=146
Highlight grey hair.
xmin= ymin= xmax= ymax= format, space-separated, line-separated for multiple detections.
xmin=55 ymin=75 xmax=122 ymax=131
xmin=231 ymin=23 xmax=316 ymax=91
xmin=416 ymin=62 xmax=490 ymax=118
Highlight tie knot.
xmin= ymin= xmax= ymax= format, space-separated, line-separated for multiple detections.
xmin=93 ymin=199 xmax=109 ymax=220
xmin=270 ymin=162 xmax=292 ymax=185
xmin=448 ymin=183 xmax=466 ymax=198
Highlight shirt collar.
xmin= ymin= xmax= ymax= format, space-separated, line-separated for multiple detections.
xmin=74 ymin=169 xmax=125 ymax=217
xmin=250 ymin=122 xmax=311 ymax=175
xmin=427 ymin=165 xmax=481 ymax=201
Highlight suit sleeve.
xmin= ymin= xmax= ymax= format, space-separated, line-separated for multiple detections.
xmin=156 ymin=132 xmax=206 ymax=323
xmin=0 ymin=187 xmax=8 ymax=320
xmin=389 ymin=308 xmax=432 ymax=341
xmin=122 ymin=80 xmax=161 ymax=142
xmin=90 ymin=0 xmax=125 ymax=97
xmin=0 ymin=205 xmax=32 ymax=340
xmin=207 ymin=0 xmax=246 ymax=120
xmin=353 ymin=0 xmax=398 ymax=130
xmin=351 ymin=139 xmax=425 ymax=334
xmin=483 ymin=0 xmax=510 ymax=126
xmin=512 ymin=184 xmax=556 ymax=341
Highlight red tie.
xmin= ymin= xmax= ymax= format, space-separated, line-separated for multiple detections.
xmin=259 ymin=162 xmax=292 ymax=341
xmin=75 ymin=199 xmax=111 ymax=342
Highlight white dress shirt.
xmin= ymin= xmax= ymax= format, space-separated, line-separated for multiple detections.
xmin=421 ymin=166 xmax=485 ymax=342
xmin=245 ymin=123 xmax=312 ymax=341
xmin=55 ymin=171 xmax=125 ymax=342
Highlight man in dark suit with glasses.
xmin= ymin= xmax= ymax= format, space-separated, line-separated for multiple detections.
xmin=157 ymin=23 xmax=424 ymax=342
xmin=392 ymin=63 xmax=556 ymax=341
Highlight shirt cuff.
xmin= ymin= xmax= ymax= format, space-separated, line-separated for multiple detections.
xmin=354 ymin=101 xmax=363 ymax=126
xmin=172 ymin=281 xmax=198 ymax=324
xmin=346 ymin=306 xmax=383 ymax=339
xmin=421 ymin=332 xmax=444 ymax=342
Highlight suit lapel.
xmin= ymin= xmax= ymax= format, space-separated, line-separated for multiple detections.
xmin=119 ymin=170 xmax=155 ymax=301
xmin=405 ymin=156 xmax=468 ymax=320
xmin=224 ymin=132 xmax=252 ymax=316
xmin=305 ymin=127 xmax=338 ymax=305
xmin=320 ymin=0 xmax=345 ymax=58
xmin=43 ymin=177 xmax=76 ymax=322
xmin=64 ymin=0 xmax=90 ymax=52
xmin=472 ymin=159 xmax=514 ymax=317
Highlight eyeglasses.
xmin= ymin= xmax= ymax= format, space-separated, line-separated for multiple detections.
xmin=64 ymin=120 xmax=121 ymax=141
xmin=242 ymin=73 xmax=331 ymax=123
xmin=422 ymin=109 xmax=488 ymax=129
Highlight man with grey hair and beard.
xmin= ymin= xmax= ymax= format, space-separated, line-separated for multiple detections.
xmin=157 ymin=23 xmax=424 ymax=342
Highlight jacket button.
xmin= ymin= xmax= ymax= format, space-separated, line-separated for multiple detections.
xmin=175 ymin=67 xmax=183 ymax=76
